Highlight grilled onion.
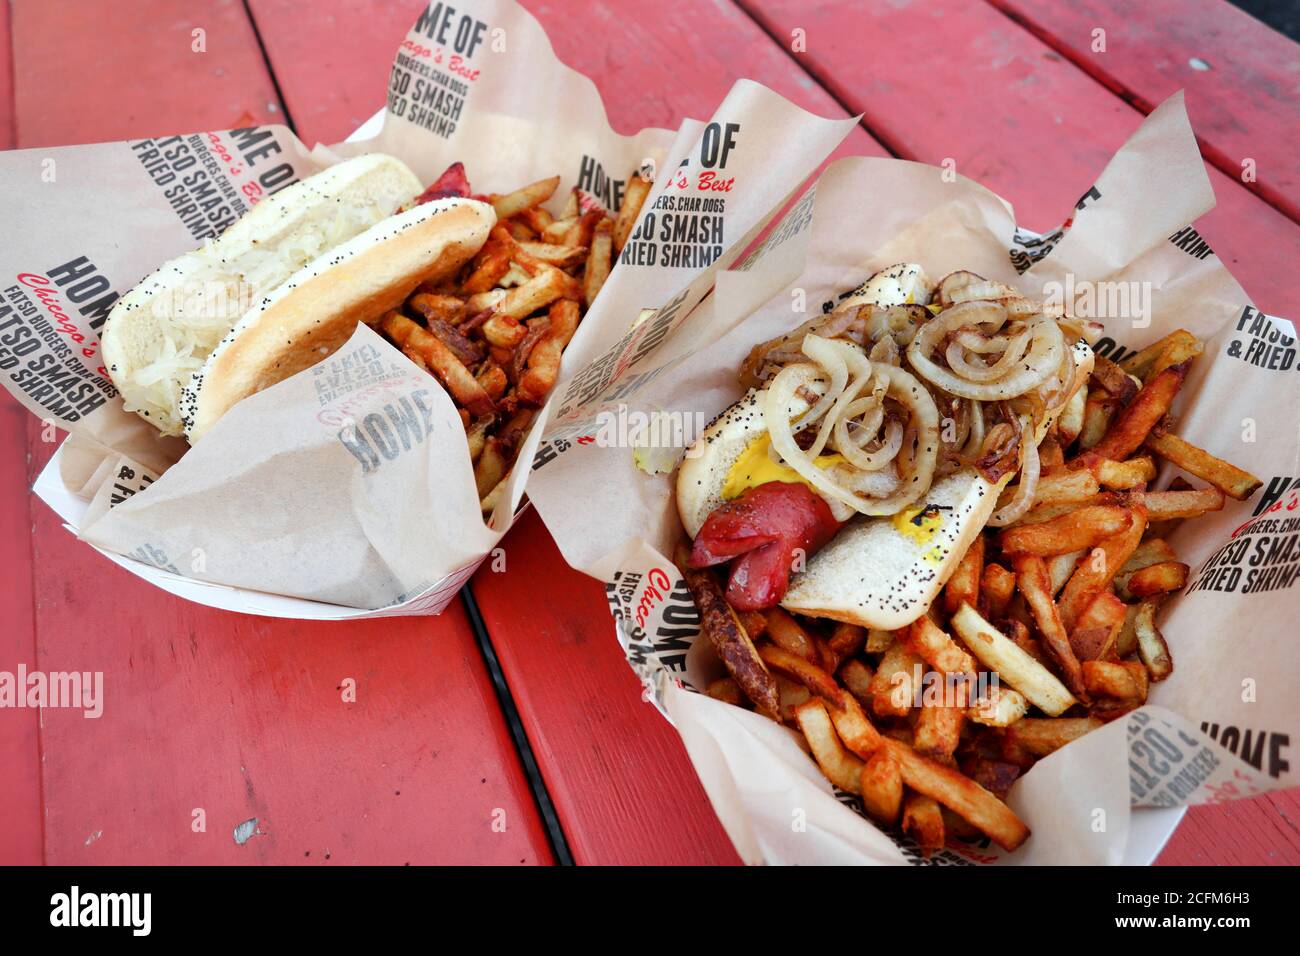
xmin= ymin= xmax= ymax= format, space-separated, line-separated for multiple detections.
xmin=986 ymin=415 xmax=1040 ymax=527
xmin=763 ymin=335 xmax=939 ymax=517
xmin=906 ymin=300 xmax=1065 ymax=401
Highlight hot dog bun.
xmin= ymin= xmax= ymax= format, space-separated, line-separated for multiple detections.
xmin=103 ymin=153 xmax=426 ymax=436
xmin=182 ymin=196 xmax=495 ymax=441
xmin=677 ymin=339 xmax=1093 ymax=630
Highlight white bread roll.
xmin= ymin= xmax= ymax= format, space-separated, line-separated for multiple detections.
xmin=103 ymin=153 xmax=425 ymax=436
xmin=182 ymin=197 xmax=495 ymax=441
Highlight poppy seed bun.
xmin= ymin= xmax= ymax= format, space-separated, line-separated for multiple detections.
xmin=182 ymin=197 xmax=495 ymax=441
xmin=103 ymin=154 xmax=425 ymax=436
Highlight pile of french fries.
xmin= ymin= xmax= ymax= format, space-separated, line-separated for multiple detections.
xmin=683 ymin=327 xmax=1261 ymax=855
xmin=379 ymin=166 xmax=651 ymax=512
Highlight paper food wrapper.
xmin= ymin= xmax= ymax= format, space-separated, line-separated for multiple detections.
xmin=528 ymin=94 xmax=1299 ymax=864
xmin=0 ymin=0 xmax=854 ymax=617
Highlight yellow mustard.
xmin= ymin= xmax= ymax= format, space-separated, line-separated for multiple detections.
xmin=721 ymin=434 xmax=843 ymax=500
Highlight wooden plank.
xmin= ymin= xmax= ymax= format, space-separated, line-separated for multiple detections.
xmin=8 ymin=0 xmax=551 ymax=865
xmin=246 ymin=0 xmax=880 ymax=864
xmin=0 ymin=1 xmax=40 ymax=867
xmin=0 ymin=397 xmax=42 ymax=865
xmin=1158 ymin=791 xmax=1300 ymax=866
xmin=11 ymin=0 xmax=285 ymax=147
xmin=991 ymin=0 xmax=1300 ymax=223
xmin=472 ymin=512 xmax=741 ymax=864
xmin=740 ymin=0 xmax=1300 ymax=318
xmin=246 ymin=0 xmax=887 ymax=152
xmin=0 ymin=0 xmax=14 ymax=149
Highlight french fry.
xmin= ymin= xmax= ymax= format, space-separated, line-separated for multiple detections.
xmin=839 ymin=659 xmax=875 ymax=709
xmin=981 ymin=563 xmax=1016 ymax=617
xmin=481 ymin=313 xmax=527 ymax=349
xmin=1057 ymin=498 xmax=1146 ymax=629
xmin=1144 ymin=486 xmax=1225 ymax=521
xmin=1090 ymin=354 xmax=1139 ymax=403
xmin=1082 ymin=659 xmax=1149 ymax=702
xmin=869 ymin=642 xmax=922 ymax=718
xmin=612 ymin=170 xmax=651 ymax=254
xmin=794 ymin=698 xmax=866 ymax=793
xmin=758 ymin=644 xmax=842 ymax=703
xmin=902 ymin=792 xmax=946 ymax=853
xmin=583 ymin=218 xmax=613 ymax=306
xmin=1078 ymin=392 xmax=1115 ymax=450
xmin=1145 ymin=429 xmax=1262 ymax=500
xmin=707 ymin=677 xmax=744 ymax=706
xmin=474 ymin=436 xmax=508 ymax=499
xmin=950 ymin=604 xmax=1077 ymax=716
xmin=518 ymin=299 xmax=581 ymax=404
xmin=494 ymin=266 xmax=572 ymax=320
xmin=914 ymin=701 xmax=964 ymax=761
xmin=475 ymin=362 xmax=508 ymax=401
xmin=1012 ymin=493 xmax=1117 ymax=526
xmin=1134 ymin=601 xmax=1173 ymax=680
xmin=764 ymin=607 xmax=821 ymax=664
xmin=943 ymin=535 xmax=984 ymax=615
xmin=827 ymin=689 xmax=886 ymax=759
xmin=479 ymin=472 xmax=510 ymax=514
xmin=1069 ymin=590 xmax=1126 ymax=662
xmin=1079 ymin=360 xmax=1189 ymax=462
xmin=1091 ymin=455 xmax=1156 ymax=490
xmin=962 ymin=758 xmax=1023 ymax=801
xmin=408 ymin=292 xmax=468 ymax=325
xmin=1126 ymin=560 xmax=1189 ymax=597
xmin=1017 ymin=469 xmax=1101 ymax=507
xmin=464 ymin=288 xmax=508 ymax=313
xmin=1118 ymin=538 xmax=1177 ymax=578
xmin=827 ymin=622 xmax=867 ymax=665
xmin=461 ymin=226 xmax=517 ymax=293
xmin=678 ymin=550 xmax=780 ymax=719
xmin=1003 ymin=717 xmax=1103 ymax=757
xmin=515 ymin=205 xmax=554 ymax=234
xmin=967 ymin=685 xmax=1028 ymax=727
xmin=999 ymin=505 xmax=1133 ymax=557
xmin=1047 ymin=549 xmax=1084 ymax=595
xmin=466 ymin=416 xmax=491 ymax=462
xmin=866 ymin=628 xmax=895 ymax=654
xmin=907 ymin=615 xmax=977 ymax=677
xmin=775 ymin=676 xmax=812 ymax=723
xmin=1149 ymin=333 xmax=1205 ymax=380
xmin=516 ymin=241 xmax=588 ymax=269
xmin=505 ymin=219 xmax=535 ymax=241
xmin=541 ymin=216 xmax=578 ymax=244
xmin=859 ymin=750 xmax=903 ymax=824
xmin=488 ymin=175 xmax=560 ymax=219
xmin=382 ymin=311 xmax=495 ymax=417
xmin=736 ymin=609 xmax=768 ymax=640
xmin=1038 ymin=435 xmax=1065 ymax=472
xmin=1115 ymin=602 xmax=1142 ymax=658
xmin=1119 ymin=329 xmax=1201 ymax=381
xmin=999 ymin=613 xmax=1048 ymax=665
xmin=1057 ymin=384 xmax=1086 ymax=446
xmin=1013 ymin=556 xmax=1086 ymax=698
xmin=887 ymin=739 xmax=1029 ymax=851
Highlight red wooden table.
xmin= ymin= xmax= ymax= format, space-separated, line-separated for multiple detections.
xmin=2 ymin=0 xmax=1297 ymax=866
